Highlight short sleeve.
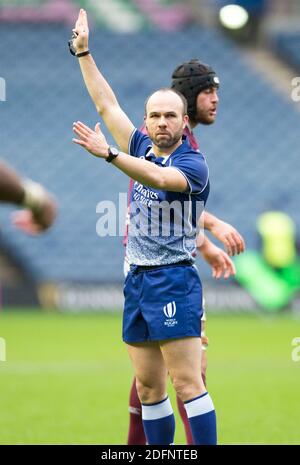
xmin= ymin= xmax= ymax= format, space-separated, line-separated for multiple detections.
xmin=172 ymin=153 xmax=209 ymax=194
xmin=128 ymin=129 xmax=152 ymax=158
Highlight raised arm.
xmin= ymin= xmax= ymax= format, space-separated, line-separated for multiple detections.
xmin=71 ymin=9 xmax=134 ymax=153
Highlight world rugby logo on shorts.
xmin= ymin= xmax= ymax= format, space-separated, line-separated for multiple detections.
xmin=163 ymin=302 xmax=178 ymax=327
xmin=163 ymin=301 xmax=176 ymax=318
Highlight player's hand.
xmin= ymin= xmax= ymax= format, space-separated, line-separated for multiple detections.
xmin=72 ymin=8 xmax=89 ymax=54
xmin=11 ymin=194 xmax=57 ymax=235
xmin=198 ymin=240 xmax=236 ymax=279
xmin=73 ymin=121 xmax=109 ymax=159
xmin=209 ymin=219 xmax=245 ymax=256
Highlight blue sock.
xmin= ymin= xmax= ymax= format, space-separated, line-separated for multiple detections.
xmin=184 ymin=392 xmax=217 ymax=445
xmin=142 ymin=397 xmax=175 ymax=445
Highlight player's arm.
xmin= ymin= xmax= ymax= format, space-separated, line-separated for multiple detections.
xmin=0 ymin=160 xmax=26 ymax=204
xmin=71 ymin=9 xmax=134 ymax=153
xmin=73 ymin=121 xmax=188 ymax=192
xmin=196 ymin=232 xmax=236 ymax=279
xmin=204 ymin=210 xmax=245 ymax=256
xmin=0 ymin=161 xmax=57 ymax=234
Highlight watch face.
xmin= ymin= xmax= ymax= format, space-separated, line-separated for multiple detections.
xmin=109 ymin=146 xmax=119 ymax=156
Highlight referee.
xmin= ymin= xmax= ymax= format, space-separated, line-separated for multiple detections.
xmin=71 ymin=9 xmax=217 ymax=445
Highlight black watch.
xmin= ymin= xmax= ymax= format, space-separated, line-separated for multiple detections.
xmin=106 ymin=146 xmax=119 ymax=163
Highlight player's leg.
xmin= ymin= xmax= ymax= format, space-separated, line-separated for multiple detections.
xmin=126 ymin=341 xmax=175 ymax=445
xmin=175 ymin=394 xmax=193 ymax=444
xmin=160 ymin=336 xmax=217 ymax=445
xmin=176 ymin=315 xmax=208 ymax=444
xmin=199 ymin=307 xmax=209 ymax=402
xmin=200 ymin=308 xmax=208 ymax=387
xmin=123 ymin=264 xmax=147 ymax=444
xmin=127 ymin=377 xmax=146 ymax=445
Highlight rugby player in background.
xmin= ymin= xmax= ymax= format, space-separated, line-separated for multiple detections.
xmin=0 ymin=160 xmax=56 ymax=234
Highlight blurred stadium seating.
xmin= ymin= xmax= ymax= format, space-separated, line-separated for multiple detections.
xmin=1 ymin=1 xmax=300 ymax=307
xmin=273 ymin=32 xmax=300 ymax=72
xmin=0 ymin=0 xmax=191 ymax=30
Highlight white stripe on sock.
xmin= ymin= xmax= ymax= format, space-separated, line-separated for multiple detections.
xmin=184 ymin=393 xmax=215 ymax=418
xmin=142 ymin=397 xmax=173 ymax=421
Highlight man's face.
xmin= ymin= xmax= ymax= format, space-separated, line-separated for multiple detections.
xmin=194 ymin=86 xmax=219 ymax=125
xmin=145 ymin=91 xmax=188 ymax=150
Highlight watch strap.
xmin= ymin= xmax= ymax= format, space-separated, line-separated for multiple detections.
xmin=106 ymin=146 xmax=119 ymax=163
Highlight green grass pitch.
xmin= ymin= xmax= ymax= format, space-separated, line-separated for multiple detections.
xmin=0 ymin=309 xmax=299 ymax=444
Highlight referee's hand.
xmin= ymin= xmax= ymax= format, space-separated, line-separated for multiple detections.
xmin=73 ymin=121 xmax=109 ymax=159
xmin=72 ymin=9 xmax=90 ymax=55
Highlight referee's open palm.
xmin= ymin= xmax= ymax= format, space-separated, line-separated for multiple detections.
xmin=73 ymin=9 xmax=89 ymax=54
xmin=73 ymin=121 xmax=109 ymax=159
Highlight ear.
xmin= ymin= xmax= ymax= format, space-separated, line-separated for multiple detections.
xmin=182 ymin=115 xmax=189 ymax=129
xmin=144 ymin=115 xmax=148 ymax=130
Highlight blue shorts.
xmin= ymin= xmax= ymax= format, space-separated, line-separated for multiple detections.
xmin=123 ymin=263 xmax=203 ymax=343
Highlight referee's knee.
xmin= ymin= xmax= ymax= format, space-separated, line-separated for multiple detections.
xmin=171 ymin=376 xmax=205 ymax=402
xmin=135 ymin=379 xmax=166 ymax=404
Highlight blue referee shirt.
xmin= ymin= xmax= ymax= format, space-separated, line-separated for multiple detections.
xmin=127 ymin=129 xmax=209 ymax=266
